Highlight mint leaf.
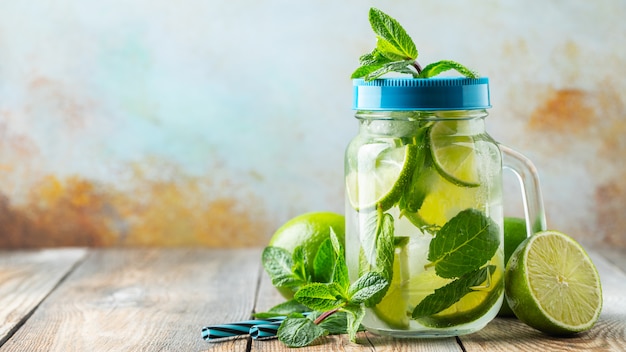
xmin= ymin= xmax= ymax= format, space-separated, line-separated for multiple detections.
xmin=368 ymin=8 xmax=417 ymax=60
xmin=363 ymin=60 xmax=417 ymax=81
xmin=262 ymin=246 xmax=305 ymax=288
xmin=305 ymin=311 xmax=364 ymax=335
xmin=277 ymin=317 xmax=328 ymax=348
xmin=352 ymin=8 xmax=480 ymax=80
xmin=427 ymin=209 xmax=500 ymax=278
xmin=374 ymin=213 xmax=395 ymax=280
xmin=294 ymin=282 xmax=346 ymax=311
xmin=418 ymin=60 xmax=478 ymax=79
xmin=359 ymin=49 xmax=392 ymax=66
xmin=343 ymin=304 xmax=365 ymax=342
xmin=358 ymin=211 xmax=395 ymax=306
xmin=412 ymin=265 xmax=495 ymax=318
xmin=348 ymin=272 xmax=388 ymax=304
xmin=291 ymin=245 xmax=310 ymax=283
xmin=329 ymin=229 xmax=350 ymax=290
xmin=313 ymin=238 xmax=335 ymax=283
xmin=254 ymin=299 xmax=309 ymax=318
xmin=351 ymin=49 xmax=394 ymax=79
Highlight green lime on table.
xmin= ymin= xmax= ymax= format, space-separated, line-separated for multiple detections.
xmin=269 ymin=211 xmax=345 ymax=299
xmin=498 ymin=217 xmax=529 ymax=317
xmin=429 ymin=120 xmax=481 ymax=187
xmin=346 ymin=143 xmax=418 ymax=211
xmin=505 ymin=230 xmax=602 ymax=335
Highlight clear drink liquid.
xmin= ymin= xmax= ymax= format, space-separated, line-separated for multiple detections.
xmin=345 ymin=112 xmax=505 ymax=337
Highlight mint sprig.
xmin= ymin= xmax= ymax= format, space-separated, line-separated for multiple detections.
xmin=351 ymin=8 xmax=478 ymax=81
xmin=262 ymin=230 xmax=389 ymax=347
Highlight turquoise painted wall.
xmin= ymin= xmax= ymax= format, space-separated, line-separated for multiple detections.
xmin=0 ymin=1 xmax=624 ymax=247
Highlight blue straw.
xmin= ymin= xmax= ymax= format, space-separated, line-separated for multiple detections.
xmin=201 ymin=317 xmax=285 ymax=341
xmin=249 ymin=324 xmax=280 ymax=340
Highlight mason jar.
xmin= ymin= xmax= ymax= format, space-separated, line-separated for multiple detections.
xmin=344 ymin=77 xmax=546 ymax=337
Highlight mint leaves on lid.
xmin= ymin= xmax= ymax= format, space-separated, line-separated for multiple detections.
xmin=352 ymin=8 xmax=478 ymax=81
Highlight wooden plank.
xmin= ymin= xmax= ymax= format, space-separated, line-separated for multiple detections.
xmin=458 ymin=249 xmax=626 ymax=352
xmin=0 ymin=248 xmax=262 ymax=352
xmin=251 ymin=269 xmax=462 ymax=351
xmin=0 ymin=248 xmax=87 ymax=346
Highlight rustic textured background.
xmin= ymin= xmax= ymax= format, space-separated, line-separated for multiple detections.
xmin=0 ymin=1 xmax=624 ymax=248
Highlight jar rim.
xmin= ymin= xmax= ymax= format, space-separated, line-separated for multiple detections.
xmin=352 ymin=77 xmax=491 ymax=111
xmin=354 ymin=109 xmax=488 ymax=121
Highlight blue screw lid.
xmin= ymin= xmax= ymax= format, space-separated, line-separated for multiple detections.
xmin=352 ymin=77 xmax=491 ymax=111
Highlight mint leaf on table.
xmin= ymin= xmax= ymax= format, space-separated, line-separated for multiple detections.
xmin=344 ymin=303 xmax=366 ymax=342
xmin=253 ymin=299 xmax=309 ymax=319
xmin=311 ymin=311 xmax=357 ymax=335
xmin=418 ymin=60 xmax=478 ymax=79
xmin=291 ymin=245 xmax=310 ymax=284
xmin=262 ymin=246 xmax=306 ymax=289
xmin=294 ymin=282 xmax=346 ymax=312
xmin=412 ymin=265 xmax=496 ymax=318
xmin=427 ymin=208 xmax=500 ymax=278
xmin=329 ymin=229 xmax=350 ymax=290
xmin=313 ymin=238 xmax=336 ymax=283
xmin=277 ymin=227 xmax=389 ymax=346
xmin=348 ymin=272 xmax=388 ymax=304
xmin=277 ymin=317 xmax=328 ymax=348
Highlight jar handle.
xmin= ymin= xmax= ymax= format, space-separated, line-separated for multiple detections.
xmin=499 ymin=144 xmax=548 ymax=238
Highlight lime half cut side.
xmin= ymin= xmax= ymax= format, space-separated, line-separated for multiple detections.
xmin=429 ymin=121 xmax=481 ymax=187
xmin=505 ymin=230 xmax=603 ymax=335
xmin=347 ymin=143 xmax=418 ymax=212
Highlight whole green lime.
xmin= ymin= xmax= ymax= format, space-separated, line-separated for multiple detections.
xmin=498 ymin=217 xmax=528 ymax=317
xmin=268 ymin=211 xmax=345 ymax=298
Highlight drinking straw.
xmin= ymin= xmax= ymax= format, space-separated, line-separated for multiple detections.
xmin=201 ymin=317 xmax=285 ymax=341
xmin=249 ymin=324 xmax=280 ymax=340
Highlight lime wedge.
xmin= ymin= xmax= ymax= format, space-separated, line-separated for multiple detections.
xmin=505 ymin=230 xmax=603 ymax=335
xmin=429 ymin=121 xmax=480 ymax=187
xmin=347 ymin=144 xmax=418 ymax=211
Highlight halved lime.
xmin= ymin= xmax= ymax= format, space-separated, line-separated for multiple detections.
xmin=429 ymin=121 xmax=481 ymax=187
xmin=346 ymin=143 xmax=418 ymax=211
xmin=505 ymin=230 xmax=602 ymax=335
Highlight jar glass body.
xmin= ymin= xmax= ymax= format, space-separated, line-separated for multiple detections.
xmin=344 ymin=109 xmax=504 ymax=337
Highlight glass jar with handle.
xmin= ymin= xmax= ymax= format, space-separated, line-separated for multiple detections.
xmin=345 ymin=77 xmax=546 ymax=337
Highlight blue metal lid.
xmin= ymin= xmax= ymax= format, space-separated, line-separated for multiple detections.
xmin=352 ymin=77 xmax=491 ymax=111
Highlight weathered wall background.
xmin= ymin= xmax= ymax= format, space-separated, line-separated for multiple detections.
xmin=0 ymin=1 xmax=624 ymax=248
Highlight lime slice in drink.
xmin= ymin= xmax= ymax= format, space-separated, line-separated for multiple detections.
xmin=429 ymin=121 xmax=481 ymax=187
xmin=505 ymin=230 xmax=602 ymax=335
xmin=418 ymin=262 xmax=504 ymax=328
xmin=401 ymin=166 xmax=482 ymax=228
xmin=371 ymin=247 xmax=410 ymax=329
xmin=346 ymin=143 xmax=418 ymax=211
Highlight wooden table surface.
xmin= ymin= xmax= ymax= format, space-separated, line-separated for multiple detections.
xmin=0 ymin=246 xmax=624 ymax=351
